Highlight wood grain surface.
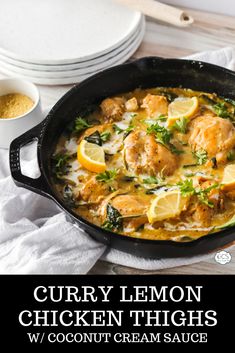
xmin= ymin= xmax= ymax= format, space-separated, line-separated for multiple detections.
xmin=1 ymin=7 xmax=235 ymax=274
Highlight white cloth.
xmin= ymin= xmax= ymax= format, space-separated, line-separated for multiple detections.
xmin=0 ymin=47 xmax=235 ymax=274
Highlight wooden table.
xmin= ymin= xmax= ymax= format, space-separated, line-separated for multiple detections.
xmin=1 ymin=7 xmax=235 ymax=274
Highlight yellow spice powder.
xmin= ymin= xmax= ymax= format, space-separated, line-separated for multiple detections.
xmin=0 ymin=93 xmax=34 ymax=119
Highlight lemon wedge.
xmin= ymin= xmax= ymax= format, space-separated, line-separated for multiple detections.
xmin=77 ymin=140 xmax=106 ymax=173
xmin=221 ymin=164 xmax=235 ymax=191
xmin=167 ymin=97 xmax=199 ymax=127
xmin=147 ymin=190 xmax=188 ymax=223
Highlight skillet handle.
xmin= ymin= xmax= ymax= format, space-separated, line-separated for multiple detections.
xmin=9 ymin=121 xmax=51 ymax=198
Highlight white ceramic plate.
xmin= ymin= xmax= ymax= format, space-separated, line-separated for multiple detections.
xmin=0 ymin=25 xmax=144 ymax=85
xmin=0 ymin=0 xmax=141 ymax=64
xmin=0 ymin=19 xmax=144 ymax=77
xmin=0 ymin=16 xmax=144 ymax=71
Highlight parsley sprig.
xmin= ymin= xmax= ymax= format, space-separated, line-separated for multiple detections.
xmin=147 ymin=122 xmax=183 ymax=154
xmin=113 ymin=124 xmax=134 ymax=138
xmin=193 ymin=150 xmax=208 ymax=165
xmin=96 ymin=169 xmax=117 ymax=183
xmin=74 ymin=117 xmax=93 ymax=133
xmin=177 ymin=179 xmax=219 ymax=208
xmin=183 ymin=149 xmax=208 ymax=168
xmin=101 ymin=131 xmax=111 ymax=142
xmin=147 ymin=123 xmax=171 ymax=146
xmin=172 ymin=117 xmax=189 ymax=134
xmin=143 ymin=176 xmax=164 ymax=184
xmin=213 ymin=102 xmax=232 ymax=119
xmin=52 ymin=153 xmax=71 ymax=179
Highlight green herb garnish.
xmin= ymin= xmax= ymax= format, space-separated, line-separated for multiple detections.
xmin=113 ymin=124 xmax=134 ymax=138
xmin=143 ymin=176 xmax=164 ymax=184
xmin=147 ymin=122 xmax=172 ymax=146
xmin=100 ymin=131 xmax=111 ymax=142
xmin=113 ymin=124 xmax=123 ymax=134
xmin=193 ymin=149 xmax=208 ymax=165
xmin=102 ymin=203 xmax=123 ymax=231
xmin=157 ymin=114 xmax=168 ymax=121
xmin=96 ymin=169 xmax=117 ymax=183
xmin=177 ymin=179 xmax=195 ymax=197
xmin=172 ymin=117 xmax=189 ymax=134
xmin=52 ymin=153 xmax=71 ymax=179
xmin=177 ymin=179 xmax=218 ymax=208
xmin=74 ymin=117 xmax=93 ymax=133
xmin=213 ymin=102 xmax=232 ymax=119
xmin=123 ymin=125 xmax=134 ymax=139
xmin=147 ymin=122 xmax=183 ymax=154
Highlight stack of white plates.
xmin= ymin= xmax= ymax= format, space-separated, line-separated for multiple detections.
xmin=0 ymin=0 xmax=145 ymax=85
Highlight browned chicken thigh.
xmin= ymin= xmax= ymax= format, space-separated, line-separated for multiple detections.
xmin=188 ymin=114 xmax=235 ymax=164
xmin=141 ymin=94 xmax=168 ymax=117
xmin=124 ymin=129 xmax=178 ymax=176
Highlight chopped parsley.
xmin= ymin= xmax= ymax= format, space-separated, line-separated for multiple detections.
xmin=52 ymin=153 xmax=71 ymax=179
xmin=177 ymin=179 xmax=219 ymax=208
xmin=147 ymin=122 xmax=183 ymax=155
xmin=172 ymin=117 xmax=189 ymax=134
xmin=113 ymin=124 xmax=123 ymax=134
xmin=213 ymin=102 xmax=233 ymax=119
xmin=193 ymin=149 xmax=208 ymax=165
xmin=147 ymin=122 xmax=171 ymax=146
xmin=96 ymin=169 xmax=117 ymax=183
xmin=182 ymin=149 xmax=208 ymax=169
xmin=74 ymin=117 xmax=93 ymax=133
xmin=177 ymin=179 xmax=195 ymax=197
xmin=157 ymin=114 xmax=168 ymax=121
xmin=113 ymin=124 xmax=134 ymax=138
xmin=100 ymin=131 xmax=111 ymax=142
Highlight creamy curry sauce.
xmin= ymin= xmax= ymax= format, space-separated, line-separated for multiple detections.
xmin=52 ymin=87 xmax=235 ymax=242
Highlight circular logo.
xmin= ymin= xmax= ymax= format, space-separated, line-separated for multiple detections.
xmin=215 ymin=250 xmax=232 ymax=265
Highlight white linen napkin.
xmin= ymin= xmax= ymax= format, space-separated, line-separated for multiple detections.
xmin=0 ymin=47 xmax=235 ymax=274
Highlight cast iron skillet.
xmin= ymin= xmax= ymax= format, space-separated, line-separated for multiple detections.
xmin=9 ymin=57 xmax=235 ymax=258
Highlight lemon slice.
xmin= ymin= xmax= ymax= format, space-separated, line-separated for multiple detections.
xmin=167 ymin=97 xmax=199 ymax=127
xmin=221 ymin=164 xmax=235 ymax=191
xmin=77 ymin=140 xmax=106 ymax=173
xmin=147 ymin=190 xmax=188 ymax=223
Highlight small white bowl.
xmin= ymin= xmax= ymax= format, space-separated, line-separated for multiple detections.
xmin=0 ymin=78 xmax=42 ymax=149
